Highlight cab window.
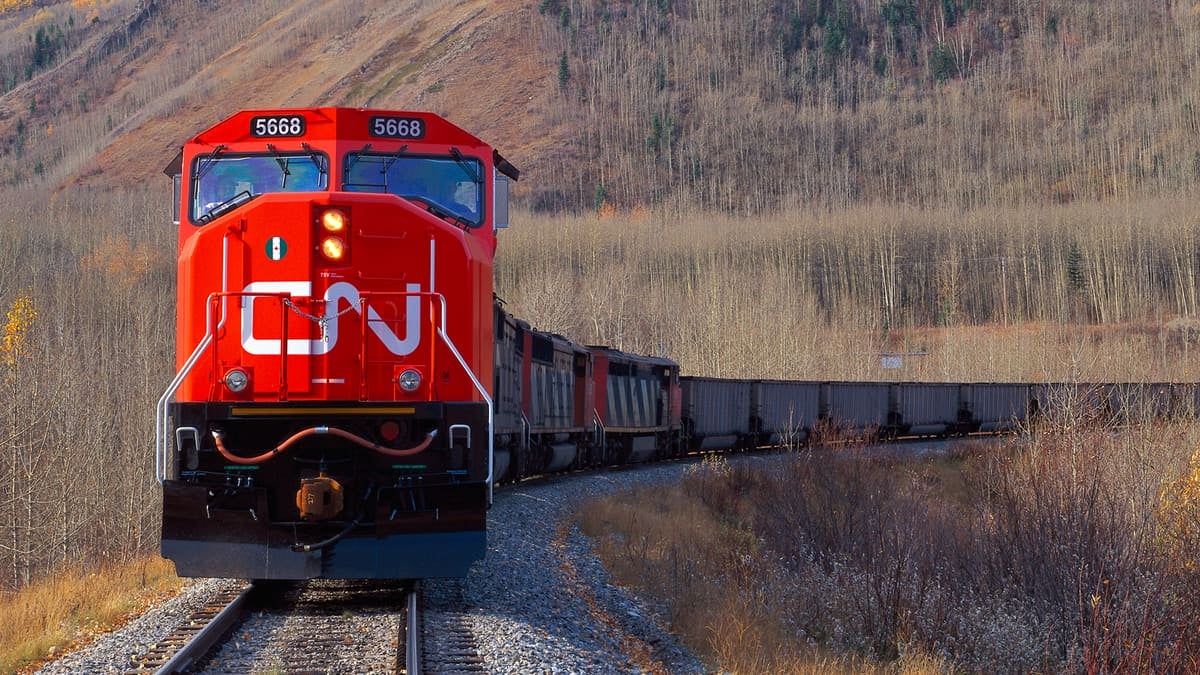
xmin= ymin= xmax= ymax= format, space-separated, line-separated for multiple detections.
xmin=190 ymin=153 xmax=328 ymax=224
xmin=343 ymin=152 xmax=483 ymax=227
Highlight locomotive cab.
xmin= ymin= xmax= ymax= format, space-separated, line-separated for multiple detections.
xmin=158 ymin=108 xmax=517 ymax=580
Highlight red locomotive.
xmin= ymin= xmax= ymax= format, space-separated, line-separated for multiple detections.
xmin=158 ymin=108 xmax=518 ymax=579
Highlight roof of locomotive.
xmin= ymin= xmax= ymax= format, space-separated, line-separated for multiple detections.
xmin=186 ymin=107 xmax=490 ymax=149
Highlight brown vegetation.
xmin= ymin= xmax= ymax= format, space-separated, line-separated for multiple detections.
xmin=0 ymin=0 xmax=554 ymax=191
xmin=578 ymin=422 xmax=1200 ymax=671
xmin=538 ymin=0 xmax=1200 ymax=213
xmin=0 ymin=187 xmax=173 ymax=591
xmin=497 ymin=204 xmax=1200 ymax=382
xmin=0 ymin=555 xmax=179 ymax=673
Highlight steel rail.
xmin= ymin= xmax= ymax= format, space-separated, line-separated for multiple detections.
xmin=152 ymin=583 xmax=253 ymax=674
xmin=406 ymin=582 xmax=422 ymax=675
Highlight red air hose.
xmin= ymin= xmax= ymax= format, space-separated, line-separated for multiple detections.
xmin=211 ymin=426 xmax=438 ymax=464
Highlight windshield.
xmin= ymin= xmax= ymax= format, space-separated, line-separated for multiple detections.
xmin=190 ymin=152 xmax=328 ymax=223
xmin=343 ymin=152 xmax=483 ymax=227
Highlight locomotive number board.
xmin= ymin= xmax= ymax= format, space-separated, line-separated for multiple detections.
xmin=250 ymin=115 xmax=306 ymax=138
xmin=369 ymin=116 xmax=426 ymax=139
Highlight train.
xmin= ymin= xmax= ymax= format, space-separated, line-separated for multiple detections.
xmin=156 ymin=107 xmax=1192 ymax=582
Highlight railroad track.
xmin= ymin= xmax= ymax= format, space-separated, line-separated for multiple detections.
xmin=415 ymin=580 xmax=486 ymax=674
xmin=125 ymin=582 xmax=252 ymax=673
xmin=127 ymin=579 xmax=427 ymax=674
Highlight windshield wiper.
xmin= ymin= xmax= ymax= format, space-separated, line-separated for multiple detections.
xmin=194 ymin=145 xmax=226 ymax=181
xmin=408 ymin=196 xmax=473 ymax=230
xmin=378 ymin=145 xmax=409 ymax=190
xmin=301 ymin=142 xmax=328 ymax=182
xmin=449 ymin=147 xmax=480 ymax=183
xmin=343 ymin=142 xmax=369 ymax=172
xmin=197 ymin=190 xmax=255 ymax=224
xmin=266 ymin=144 xmax=292 ymax=188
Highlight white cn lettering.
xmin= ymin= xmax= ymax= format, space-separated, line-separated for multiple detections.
xmin=241 ymin=281 xmax=422 ymax=356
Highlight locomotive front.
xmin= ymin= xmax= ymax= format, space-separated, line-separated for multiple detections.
xmin=158 ymin=108 xmax=516 ymax=579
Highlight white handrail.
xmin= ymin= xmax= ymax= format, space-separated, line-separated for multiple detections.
xmin=157 ymin=258 xmax=495 ymax=509
xmin=436 ymin=324 xmax=494 ymax=505
xmin=156 ymin=234 xmax=231 ymax=483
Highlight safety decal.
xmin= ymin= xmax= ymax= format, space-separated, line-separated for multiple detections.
xmin=266 ymin=236 xmax=288 ymax=261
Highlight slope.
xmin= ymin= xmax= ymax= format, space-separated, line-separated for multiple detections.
xmin=0 ymin=0 xmax=566 ymax=191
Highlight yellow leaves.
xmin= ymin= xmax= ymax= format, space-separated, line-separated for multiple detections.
xmin=0 ymin=0 xmax=33 ymax=14
xmin=1157 ymin=449 xmax=1200 ymax=571
xmin=79 ymin=235 xmax=162 ymax=290
xmin=17 ymin=6 xmax=53 ymax=30
xmin=1 ymin=292 xmax=36 ymax=369
xmin=70 ymin=0 xmax=109 ymax=21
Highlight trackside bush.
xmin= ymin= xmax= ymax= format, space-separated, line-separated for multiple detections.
xmin=579 ymin=424 xmax=1200 ymax=671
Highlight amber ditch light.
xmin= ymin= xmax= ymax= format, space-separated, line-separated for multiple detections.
xmin=321 ymin=208 xmax=348 ymax=232
xmin=318 ymin=208 xmax=349 ymax=262
xmin=320 ymin=236 xmax=346 ymax=261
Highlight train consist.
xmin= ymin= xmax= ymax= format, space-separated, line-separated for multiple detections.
xmin=157 ymin=107 xmax=1190 ymax=582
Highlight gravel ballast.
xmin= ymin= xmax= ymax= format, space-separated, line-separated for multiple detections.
xmin=34 ymin=460 xmax=709 ymax=673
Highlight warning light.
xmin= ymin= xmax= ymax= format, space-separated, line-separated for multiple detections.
xmin=320 ymin=236 xmax=346 ymax=261
xmin=321 ymin=208 xmax=348 ymax=233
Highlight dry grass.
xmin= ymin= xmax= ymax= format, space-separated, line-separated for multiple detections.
xmin=578 ymin=423 xmax=1200 ymax=672
xmin=497 ymin=201 xmax=1200 ymax=382
xmin=578 ymin=455 xmax=956 ymax=673
xmin=0 ymin=555 xmax=180 ymax=674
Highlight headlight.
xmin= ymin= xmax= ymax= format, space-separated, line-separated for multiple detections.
xmin=224 ymin=369 xmax=249 ymax=392
xmin=321 ymin=208 xmax=348 ymax=232
xmin=397 ymin=369 xmax=421 ymax=392
xmin=320 ymin=236 xmax=346 ymax=261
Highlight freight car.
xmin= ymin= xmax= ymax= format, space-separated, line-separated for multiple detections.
xmin=490 ymin=311 xmax=682 ymax=482
xmin=679 ymin=378 xmax=1192 ymax=449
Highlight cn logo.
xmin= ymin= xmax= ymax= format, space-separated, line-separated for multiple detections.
xmin=240 ymin=281 xmax=421 ymax=356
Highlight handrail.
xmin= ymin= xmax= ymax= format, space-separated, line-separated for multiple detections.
xmin=592 ymin=408 xmax=606 ymax=453
xmin=158 ymin=274 xmax=495 ymax=503
xmin=156 ymin=233 xmax=231 ymax=484
xmin=358 ymin=290 xmax=447 ymax=402
xmin=157 ymin=291 xmax=296 ymax=482
xmin=436 ymin=324 xmax=494 ymax=504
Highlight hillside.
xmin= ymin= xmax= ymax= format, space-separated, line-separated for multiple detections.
xmin=0 ymin=0 xmax=564 ymax=191
xmin=3 ymin=1 xmax=1200 ymax=212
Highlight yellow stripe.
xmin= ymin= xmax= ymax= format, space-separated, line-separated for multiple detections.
xmin=230 ymin=406 xmax=417 ymax=416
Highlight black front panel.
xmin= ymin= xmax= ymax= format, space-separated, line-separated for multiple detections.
xmin=162 ymin=400 xmax=490 ymax=579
